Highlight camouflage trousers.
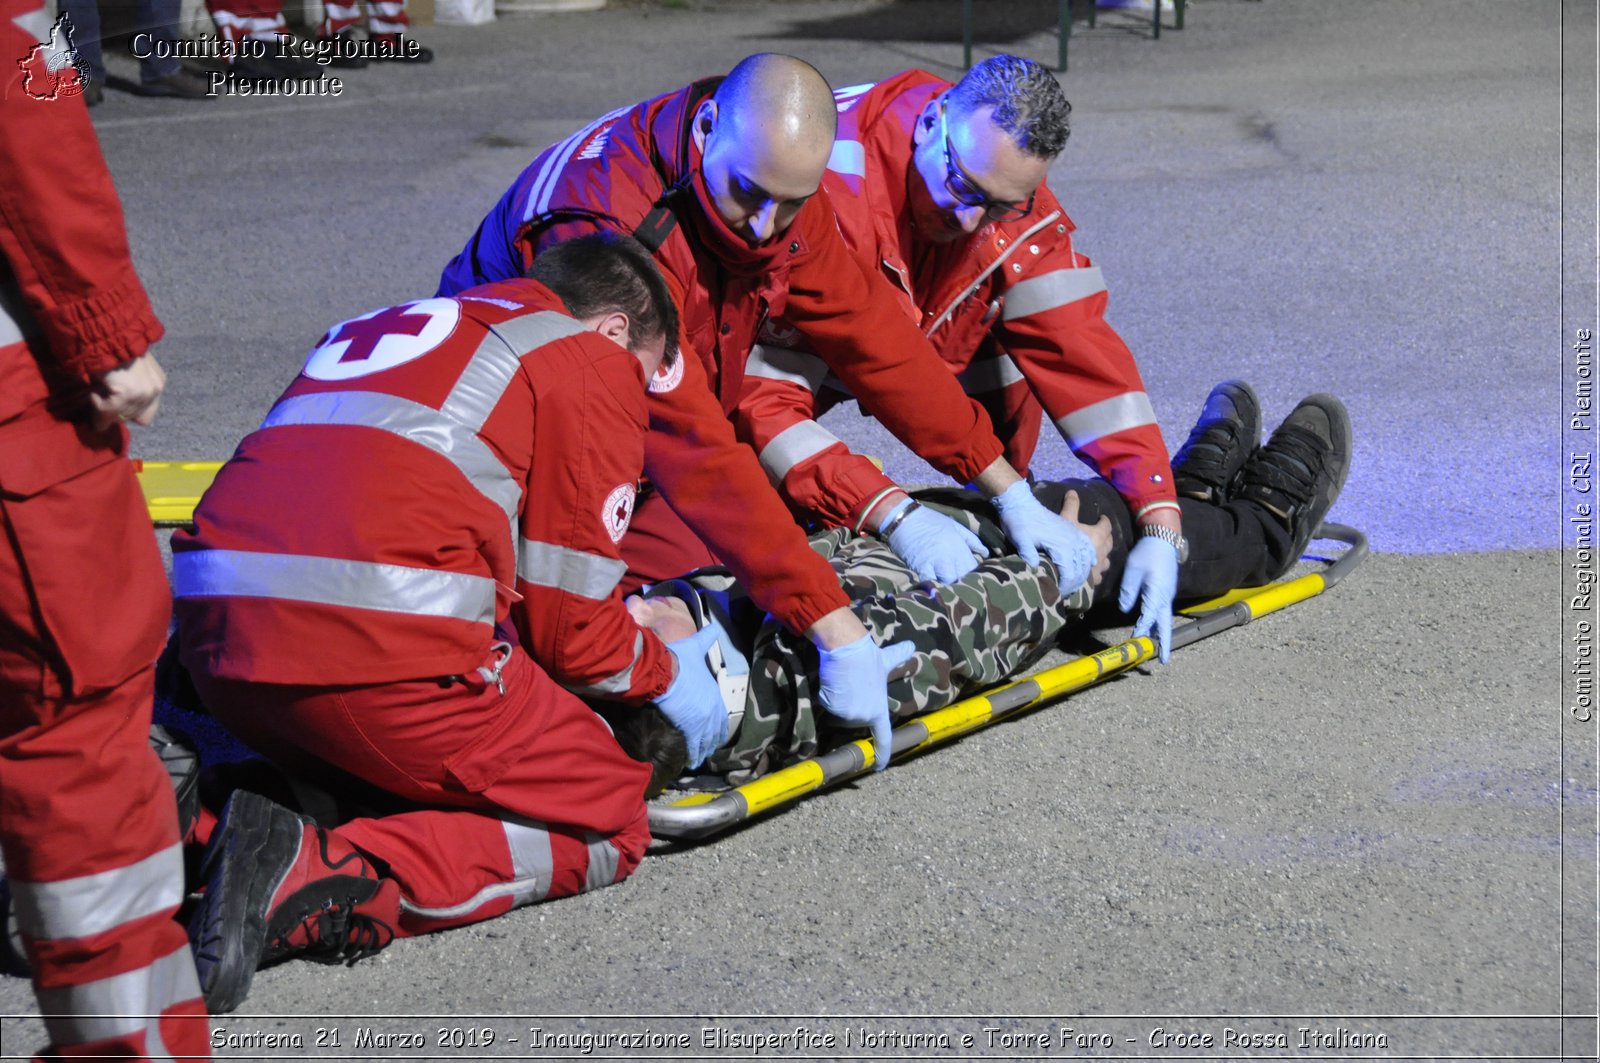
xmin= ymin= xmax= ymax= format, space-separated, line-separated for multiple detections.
xmin=684 ymin=489 xmax=1093 ymax=786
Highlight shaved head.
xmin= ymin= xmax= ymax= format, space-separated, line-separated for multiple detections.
xmin=694 ymin=53 xmax=837 ymax=245
xmin=715 ymin=53 xmax=837 ymax=157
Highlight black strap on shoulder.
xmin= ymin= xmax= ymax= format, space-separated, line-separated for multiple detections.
xmin=634 ymin=76 xmax=723 ymax=253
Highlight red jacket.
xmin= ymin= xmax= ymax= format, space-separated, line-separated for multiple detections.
xmin=739 ymin=71 xmax=1179 ymax=529
xmin=0 ymin=0 xmax=172 ymax=692
xmin=439 ymin=81 xmax=1008 ymax=628
xmin=172 ymin=280 xmax=675 ymax=698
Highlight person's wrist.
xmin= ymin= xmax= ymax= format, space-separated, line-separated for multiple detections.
xmin=862 ymin=489 xmax=911 ymax=534
xmin=1137 ymin=524 xmax=1188 ymax=564
xmin=1135 ymin=502 xmax=1182 ymax=534
xmin=877 ymin=499 xmax=920 ymax=540
xmin=805 ymin=606 xmax=867 ymax=651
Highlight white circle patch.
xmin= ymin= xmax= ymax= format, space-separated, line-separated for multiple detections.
xmin=602 ymin=482 xmax=637 ymax=543
xmin=648 ymin=356 xmax=684 ymax=394
xmin=302 ymin=298 xmax=461 ymax=381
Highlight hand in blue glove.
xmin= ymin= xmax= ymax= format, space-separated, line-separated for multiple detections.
xmin=881 ymin=498 xmax=985 ymax=583
xmin=991 ymin=480 xmax=1095 ymax=590
xmin=653 ymin=622 xmax=730 ymax=769
xmin=1119 ymin=535 xmax=1178 ymax=664
xmin=816 ymin=634 xmax=917 ymax=771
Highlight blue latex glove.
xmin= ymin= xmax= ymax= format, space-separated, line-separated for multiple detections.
xmin=1118 ymin=535 xmax=1179 ymax=664
xmin=654 ymin=622 xmax=730 ymax=769
xmin=816 ymin=634 xmax=917 ymax=771
xmin=882 ymin=499 xmax=985 ymax=583
xmin=991 ymin=480 xmax=1095 ymax=590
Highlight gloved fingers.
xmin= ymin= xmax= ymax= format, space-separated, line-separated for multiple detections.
xmin=956 ymin=522 xmax=986 ymax=556
xmin=879 ymin=639 xmax=917 ymax=676
xmin=669 ymin=618 xmax=725 ymax=654
xmin=932 ymin=551 xmax=979 ymax=583
xmin=1118 ymin=565 xmax=1141 ymax=613
xmin=1013 ymin=539 xmax=1042 ymax=567
xmin=1131 ymin=606 xmax=1154 ymax=643
xmin=1156 ymin=608 xmax=1173 ymax=665
xmin=871 ymin=709 xmax=893 ymax=772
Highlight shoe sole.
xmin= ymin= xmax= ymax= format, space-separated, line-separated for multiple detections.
xmin=187 ymin=792 xmax=303 ymax=1013
xmin=1277 ymin=393 xmax=1351 ymax=577
xmin=1299 ymin=392 xmax=1352 ymax=526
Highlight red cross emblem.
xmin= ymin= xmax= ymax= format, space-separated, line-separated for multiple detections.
xmin=302 ymin=299 xmax=461 ymax=382
xmin=329 ymin=304 xmax=432 ymax=364
xmin=602 ymin=483 xmax=636 ymax=543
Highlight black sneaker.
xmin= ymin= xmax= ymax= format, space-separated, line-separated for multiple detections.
xmin=315 ymin=28 xmax=368 ymax=68
xmin=1236 ymin=394 xmax=1351 ymax=579
xmin=0 ymin=878 xmax=25 ymax=977
xmin=1171 ymin=380 xmax=1260 ymax=504
xmin=136 ymin=69 xmax=216 ymax=99
xmin=187 ymin=790 xmax=398 ymax=1013
xmin=150 ymin=724 xmax=202 ymax=842
xmin=230 ymin=52 xmax=323 ymax=83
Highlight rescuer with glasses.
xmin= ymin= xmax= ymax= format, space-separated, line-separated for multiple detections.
xmin=738 ymin=55 xmax=1191 ymax=660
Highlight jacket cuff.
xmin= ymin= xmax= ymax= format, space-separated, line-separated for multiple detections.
xmin=772 ymin=586 xmax=852 ymax=636
xmin=41 ymin=269 xmax=164 ymax=384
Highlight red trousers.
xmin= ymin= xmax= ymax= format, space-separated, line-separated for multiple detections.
xmin=190 ymin=646 xmax=653 ymax=937
xmin=0 ymin=364 xmax=210 ymax=1061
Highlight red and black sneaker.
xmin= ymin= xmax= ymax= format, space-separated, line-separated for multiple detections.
xmin=187 ymin=790 xmax=399 ymax=1013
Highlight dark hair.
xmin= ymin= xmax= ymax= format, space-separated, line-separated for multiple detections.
xmin=528 ymin=232 xmax=680 ymax=366
xmin=592 ymin=701 xmax=687 ymax=799
xmin=947 ymin=55 xmax=1072 ymax=158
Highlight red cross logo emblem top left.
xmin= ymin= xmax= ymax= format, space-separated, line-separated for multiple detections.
xmin=302 ymin=299 xmax=462 ymax=381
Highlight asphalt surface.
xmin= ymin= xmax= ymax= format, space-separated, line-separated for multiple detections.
xmin=2 ymin=1 xmax=1597 ymax=1059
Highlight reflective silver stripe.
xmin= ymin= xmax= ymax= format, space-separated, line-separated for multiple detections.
xmin=263 ymin=392 xmax=521 ymax=525
xmin=745 ymin=344 xmax=829 ymax=393
xmin=757 ymin=420 xmax=843 ymax=483
xmin=37 ymin=943 xmax=198 ymax=1057
xmin=1001 ymin=266 xmax=1106 ymax=322
xmin=441 ymin=311 xmax=586 ymax=430
xmin=400 ymin=818 xmax=555 ymax=921
xmin=517 ymin=538 xmax=627 ymax=600
xmin=568 ymin=631 xmax=643 ymax=697
xmin=526 ymin=105 xmax=631 ymax=220
xmin=827 ymin=139 xmax=866 ymax=177
xmin=582 ymin=835 xmax=621 ymax=891
xmin=11 ymin=844 xmax=185 ymax=943
xmin=173 ymin=549 xmax=496 ymax=626
xmin=956 ymin=353 xmax=1025 ymax=395
xmin=504 ymin=819 xmax=555 ymax=901
xmin=1055 ymin=391 xmax=1158 ymax=448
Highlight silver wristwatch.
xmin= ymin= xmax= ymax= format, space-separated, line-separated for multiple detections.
xmin=1139 ymin=523 xmax=1190 ymax=564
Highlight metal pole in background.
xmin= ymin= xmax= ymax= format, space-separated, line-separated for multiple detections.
xmin=962 ymin=0 xmax=973 ymax=68
xmin=1059 ymin=0 xmax=1069 ymax=71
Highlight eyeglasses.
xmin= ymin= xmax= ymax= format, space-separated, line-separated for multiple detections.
xmin=939 ymin=100 xmax=1035 ymax=222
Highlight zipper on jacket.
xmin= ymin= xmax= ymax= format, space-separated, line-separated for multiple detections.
xmin=924 ymin=209 xmax=1062 ymax=337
